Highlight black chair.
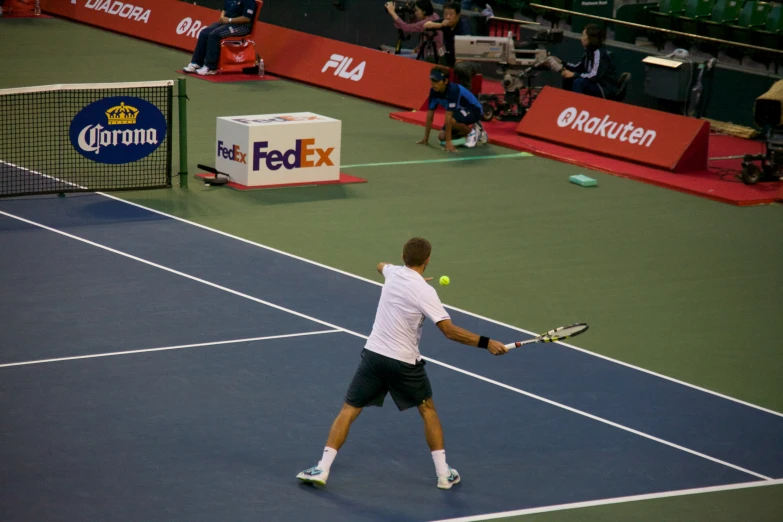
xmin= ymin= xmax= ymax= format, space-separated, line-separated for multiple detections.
xmin=606 ymin=72 xmax=632 ymax=102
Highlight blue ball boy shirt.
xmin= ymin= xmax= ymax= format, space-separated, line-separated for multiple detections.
xmin=428 ymin=82 xmax=483 ymax=114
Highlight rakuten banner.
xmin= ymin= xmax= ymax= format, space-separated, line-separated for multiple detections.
xmin=517 ymin=87 xmax=709 ymax=172
xmin=42 ymin=0 xmax=432 ymax=110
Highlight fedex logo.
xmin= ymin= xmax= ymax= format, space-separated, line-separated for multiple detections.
xmin=321 ymin=54 xmax=365 ymax=82
xmin=232 ymin=115 xmax=323 ymax=124
xmin=217 ymin=140 xmax=247 ymax=164
xmin=253 ymin=139 xmax=334 ymax=171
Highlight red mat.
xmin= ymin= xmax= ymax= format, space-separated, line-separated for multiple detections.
xmin=390 ymin=109 xmax=782 ymax=206
xmin=194 ymin=172 xmax=366 ymax=191
xmin=176 ymin=70 xmax=279 ymax=83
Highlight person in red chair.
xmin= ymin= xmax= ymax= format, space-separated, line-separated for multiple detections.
xmin=184 ymin=0 xmax=257 ymax=76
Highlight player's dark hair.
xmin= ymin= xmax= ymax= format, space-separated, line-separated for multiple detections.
xmin=444 ymin=1 xmax=461 ymax=14
xmin=583 ymin=24 xmax=605 ymax=49
xmin=416 ymin=0 xmax=434 ymax=16
xmin=403 ymin=237 xmax=432 ymax=267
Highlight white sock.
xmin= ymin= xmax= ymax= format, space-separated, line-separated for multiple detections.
xmin=318 ymin=447 xmax=338 ymax=472
xmin=431 ymin=449 xmax=449 ymax=477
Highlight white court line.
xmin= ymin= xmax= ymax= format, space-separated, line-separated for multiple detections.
xmin=427 ymin=478 xmax=783 ymax=522
xmin=0 ymin=209 xmax=774 ymax=481
xmin=98 ymin=193 xmax=783 ymax=420
xmin=0 ymin=330 xmax=339 ymax=369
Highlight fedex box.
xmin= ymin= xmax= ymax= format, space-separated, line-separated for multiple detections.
xmin=216 ymin=112 xmax=341 ymax=187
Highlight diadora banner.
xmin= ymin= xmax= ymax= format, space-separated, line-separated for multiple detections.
xmin=516 ymin=87 xmax=709 ymax=172
xmin=41 ymin=0 xmax=433 ymax=110
xmin=41 ymin=0 xmax=218 ymax=52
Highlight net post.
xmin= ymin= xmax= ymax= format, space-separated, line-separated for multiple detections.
xmin=178 ymin=77 xmax=189 ymax=188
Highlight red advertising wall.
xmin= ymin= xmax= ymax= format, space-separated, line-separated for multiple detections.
xmin=517 ymin=87 xmax=709 ymax=172
xmin=41 ymin=0 xmax=431 ymax=110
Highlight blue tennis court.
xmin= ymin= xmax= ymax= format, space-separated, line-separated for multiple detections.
xmin=1 ymin=193 xmax=782 ymax=522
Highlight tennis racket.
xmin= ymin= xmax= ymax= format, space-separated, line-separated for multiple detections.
xmin=197 ymin=164 xmax=231 ymax=186
xmin=504 ymin=323 xmax=589 ymax=349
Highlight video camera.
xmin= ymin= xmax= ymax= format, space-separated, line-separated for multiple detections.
xmin=453 ymin=29 xmax=562 ymax=68
xmin=454 ymin=29 xmax=564 ymax=122
xmin=741 ymin=79 xmax=783 ymax=184
xmin=387 ymin=0 xmax=417 ymax=18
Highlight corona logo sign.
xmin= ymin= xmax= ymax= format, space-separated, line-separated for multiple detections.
xmin=106 ymin=102 xmax=139 ymax=125
xmin=321 ymin=54 xmax=365 ymax=82
xmin=69 ymin=96 xmax=167 ymax=164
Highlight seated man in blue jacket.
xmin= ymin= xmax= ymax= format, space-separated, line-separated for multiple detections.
xmin=184 ymin=0 xmax=257 ymax=76
xmin=561 ymin=24 xmax=620 ymax=99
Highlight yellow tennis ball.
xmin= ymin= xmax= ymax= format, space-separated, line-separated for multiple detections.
xmin=439 ymin=275 xmax=450 ymax=286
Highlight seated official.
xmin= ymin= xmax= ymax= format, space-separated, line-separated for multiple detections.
xmin=419 ymin=68 xmax=487 ymax=152
xmin=385 ymin=1 xmax=446 ymax=63
xmin=184 ymin=0 xmax=256 ymax=76
xmin=423 ymin=1 xmax=471 ymax=67
xmin=561 ymin=24 xmax=619 ymax=99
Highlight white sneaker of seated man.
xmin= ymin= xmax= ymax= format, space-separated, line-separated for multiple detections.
xmin=183 ymin=63 xmax=200 ymax=73
xmin=196 ymin=65 xmax=217 ymax=76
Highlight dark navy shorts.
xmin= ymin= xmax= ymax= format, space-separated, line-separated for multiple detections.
xmin=345 ymin=349 xmax=432 ymax=411
xmin=452 ymin=105 xmax=482 ymax=125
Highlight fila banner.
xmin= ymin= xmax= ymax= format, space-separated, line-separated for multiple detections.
xmin=256 ymin=23 xmax=433 ymax=110
xmin=517 ymin=87 xmax=709 ymax=172
xmin=41 ymin=0 xmax=432 ymax=110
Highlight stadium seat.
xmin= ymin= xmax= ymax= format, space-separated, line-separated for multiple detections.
xmin=648 ymin=0 xmax=687 ymax=31
xmin=700 ymin=0 xmax=744 ymax=42
xmin=607 ymin=72 xmax=632 ymax=102
xmin=535 ymin=0 xmax=574 ymax=26
xmin=749 ymin=4 xmax=782 ymax=63
xmin=217 ymin=0 xmax=263 ymax=74
xmin=753 ymin=3 xmax=783 ymax=49
xmin=676 ymin=0 xmax=716 ymax=36
xmin=726 ymin=1 xmax=772 ymax=44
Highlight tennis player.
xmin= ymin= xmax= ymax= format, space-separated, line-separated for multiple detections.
xmin=296 ymin=237 xmax=508 ymax=489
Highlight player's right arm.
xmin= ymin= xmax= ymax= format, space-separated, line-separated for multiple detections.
xmin=377 ymin=262 xmax=392 ymax=274
xmin=436 ymin=320 xmax=508 ymax=355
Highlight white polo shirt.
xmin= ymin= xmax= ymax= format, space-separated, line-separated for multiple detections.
xmin=364 ymin=264 xmax=451 ymax=365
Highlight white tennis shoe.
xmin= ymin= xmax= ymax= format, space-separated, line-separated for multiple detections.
xmin=296 ymin=466 xmax=329 ymax=486
xmin=183 ymin=63 xmax=200 ymax=73
xmin=196 ymin=65 xmax=217 ymax=76
xmin=437 ymin=467 xmax=461 ymax=489
xmin=465 ymin=126 xmax=479 ymax=148
xmin=477 ymin=122 xmax=488 ymax=145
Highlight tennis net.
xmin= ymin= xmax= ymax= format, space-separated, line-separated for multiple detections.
xmin=0 ymin=80 xmax=174 ymax=197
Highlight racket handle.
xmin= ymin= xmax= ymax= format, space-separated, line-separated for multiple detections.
xmin=504 ymin=342 xmax=522 ymax=349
